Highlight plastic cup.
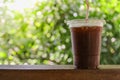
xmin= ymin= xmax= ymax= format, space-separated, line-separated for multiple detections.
xmin=67 ymin=19 xmax=105 ymax=69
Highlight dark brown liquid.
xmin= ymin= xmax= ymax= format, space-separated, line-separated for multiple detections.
xmin=70 ymin=26 xmax=102 ymax=69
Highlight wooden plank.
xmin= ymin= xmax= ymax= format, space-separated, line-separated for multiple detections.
xmin=0 ymin=65 xmax=120 ymax=70
xmin=99 ymin=65 xmax=120 ymax=69
xmin=0 ymin=65 xmax=120 ymax=80
xmin=0 ymin=65 xmax=74 ymax=70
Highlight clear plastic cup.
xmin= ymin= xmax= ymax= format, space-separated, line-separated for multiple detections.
xmin=67 ymin=19 xmax=105 ymax=69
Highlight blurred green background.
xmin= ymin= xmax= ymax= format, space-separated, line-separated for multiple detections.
xmin=0 ymin=0 xmax=120 ymax=65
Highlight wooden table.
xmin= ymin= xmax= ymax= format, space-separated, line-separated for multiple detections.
xmin=0 ymin=65 xmax=120 ymax=80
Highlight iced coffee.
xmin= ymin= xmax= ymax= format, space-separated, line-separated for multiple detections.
xmin=67 ymin=19 xmax=104 ymax=69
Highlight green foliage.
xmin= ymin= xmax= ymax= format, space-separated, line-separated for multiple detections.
xmin=0 ymin=0 xmax=120 ymax=65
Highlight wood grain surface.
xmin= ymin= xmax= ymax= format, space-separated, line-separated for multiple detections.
xmin=0 ymin=65 xmax=120 ymax=80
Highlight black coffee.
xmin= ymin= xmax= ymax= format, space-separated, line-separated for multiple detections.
xmin=70 ymin=26 xmax=102 ymax=69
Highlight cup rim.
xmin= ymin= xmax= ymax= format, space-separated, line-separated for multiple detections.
xmin=66 ymin=19 xmax=105 ymax=24
xmin=66 ymin=19 xmax=106 ymax=27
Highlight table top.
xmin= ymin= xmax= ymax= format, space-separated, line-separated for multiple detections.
xmin=0 ymin=65 xmax=120 ymax=80
xmin=0 ymin=65 xmax=120 ymax=70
